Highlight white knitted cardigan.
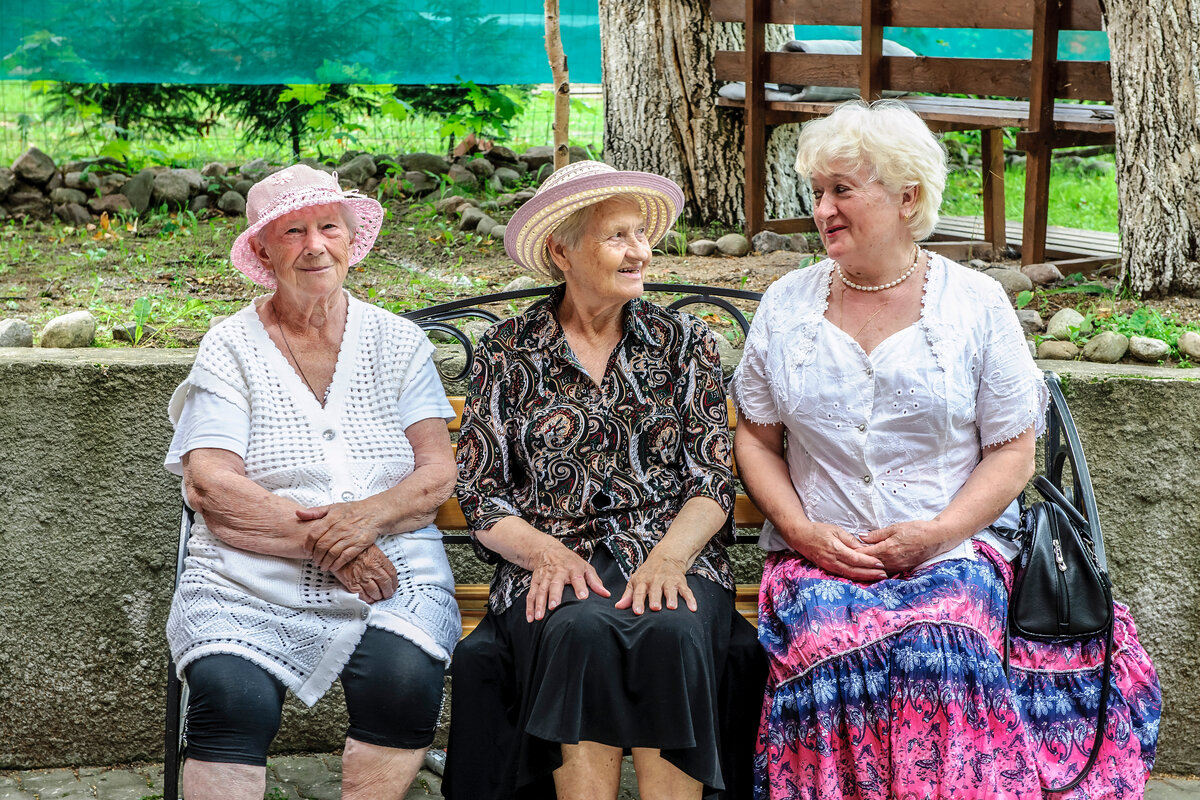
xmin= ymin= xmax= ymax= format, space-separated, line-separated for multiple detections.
xmin=166 ymin=294 xmax=461 ymax=706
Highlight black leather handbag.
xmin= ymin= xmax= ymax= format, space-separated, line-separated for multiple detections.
xmin=1004 ymin=372 xmax=1115 ymax=794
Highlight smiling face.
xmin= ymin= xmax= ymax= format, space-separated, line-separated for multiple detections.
xmin=251 ymin=203 xmax=354 ymax=302
xmin=549 ymin=196 xmax=651 ymax=311
xmin=811 ymin=164 xmax=916 ymax=266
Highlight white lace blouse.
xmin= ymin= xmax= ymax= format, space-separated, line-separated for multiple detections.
xmin=732 ymin=253 xmax=1047 ymax=565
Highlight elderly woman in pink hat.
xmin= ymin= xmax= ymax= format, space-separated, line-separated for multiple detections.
xmin=444 ymin=161 xmax=765 ymax=800
xmin=163 ymin=164 xmax=460 ymax=800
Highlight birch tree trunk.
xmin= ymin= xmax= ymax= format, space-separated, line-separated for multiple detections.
xmin=544 ymin=0 xmax=570 ymax=171
xmin=1104 ymin=0 xmax=1200 ymax=296
xmin=597 ymin=0 xmax=806 ymax=226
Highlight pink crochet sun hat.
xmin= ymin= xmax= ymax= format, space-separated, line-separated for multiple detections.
xmin=504 ymin=160 xmax=685 ymax=277
xmin=230 ymin=164 xmax=385 ymax=288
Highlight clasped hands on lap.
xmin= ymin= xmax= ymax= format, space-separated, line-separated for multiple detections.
xmin=781 ymin=518 xmax=960 ymax=582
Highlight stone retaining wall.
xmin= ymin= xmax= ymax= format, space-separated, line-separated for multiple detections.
xmin=0 ymin=350 xmax=1197 ymax=771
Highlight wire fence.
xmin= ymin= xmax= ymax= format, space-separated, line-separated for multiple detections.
xmin=0 ymin=82 xmax=605 ymax=166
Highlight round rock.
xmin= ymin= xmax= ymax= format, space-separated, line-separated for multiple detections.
xmin=1129 ymin=335 xmax=1170 ymax=362
xmin=457 ymin=206 xmax=486 ymax=232
xmin=490 ymin=223 xmax=507 ymax=242
xmin=151 ymin=172 xmax=191 ymax=209
xmin=716 ymin=233 xmax=751 ymax=257
xmin=751 ymin=230 xmax=791 ymax=255
xmin=464 ymin=158 xmax=495 ymax=178
xmin=1177 ymin=330 xmax=1200 ymax=361
xmin=474 ymin=214 xmax=500 ymax=238
xmin=120 ymin=170 xmax=152 ymax=215
xmin=50 ymin=187 xmax=87 ymax=206
xmin=0 ymin=318 xmax=34 ymax=347
xmin=218 ymin=190 xmax=246 ymax=215
xmin=658 ymin=230 xmax=686 ymax=254
xmin=502 ymin=275 xmax=540 ymax=293
xmin=338 ymin=154 xmax=377 ymax=185
xmin=984 ymin=267 xmax=1033 ymax=294
xmin=39 ymin=311 xmax=97 ymax=348
xmin=403 ymin=153 xmax=451 ymax=175
xmin=687 ymin=239 xmax=718 ymax=257
xmin=54 ymin=202 xmax=91 ymax=226
xmin=1046 ymin=308 xmax=1090 ymax=340
xmin=1081 ymin=331 xmax=1129 ymax=363
xmin=1021 ymin=262 xmax=1065 ymax=286
xmin=88 ymin=194 xmax=132 ymax=215
xmin=494 ymin=167 xmax=522 ymax=188
xmin=12 ymin=146 xmax=56 ymax=186
xmin=447 ymin=163 xmax=479 ymax=189
xmin=1015 ymin=309 xmax=1044 ymax=335
xmin=1037 ymin=340 xmax=1079 ymax=360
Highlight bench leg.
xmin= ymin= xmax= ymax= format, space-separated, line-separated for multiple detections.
xmin=1022 ymin=142 xmax=1053 ymax=266
xmin=164 ymin=657 xmax=185 ymax=800
xmin=981 ymin=129 xmax=1007 ymax=257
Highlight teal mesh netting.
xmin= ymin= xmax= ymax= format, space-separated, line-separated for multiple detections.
xmin=0 ymin=0 xmax=603 ymax=83
xmin=0 ymin=2 xmax=1108 ymax=86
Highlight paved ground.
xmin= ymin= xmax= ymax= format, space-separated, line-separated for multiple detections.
xmin=1 ymin=753 xmax=1196 ymax=798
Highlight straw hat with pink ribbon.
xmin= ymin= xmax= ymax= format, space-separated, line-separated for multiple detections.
xmin=504 ymin=161 xmax=685 ymax=278
xmin=230 ymin=164 xmax=385 ymax=288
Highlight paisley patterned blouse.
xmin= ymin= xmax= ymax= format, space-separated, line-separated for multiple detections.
xmin=456 ymin=286 xmax=737 ymax=614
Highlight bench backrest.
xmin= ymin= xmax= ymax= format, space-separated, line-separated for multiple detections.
xmin=712 ymin=0 xmax=1111 ymax=113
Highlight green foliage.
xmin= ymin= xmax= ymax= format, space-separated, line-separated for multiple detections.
xmin=1092 ymin=307 xmax=1200 ymax=351
xmin=428 ymin=81 xmax=532 ymax=146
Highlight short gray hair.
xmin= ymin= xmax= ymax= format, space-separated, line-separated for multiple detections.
xmin=545 ymin=194 xmax=644 ymax=282
xmin=795 ymin=100 xmax=947 ymax=241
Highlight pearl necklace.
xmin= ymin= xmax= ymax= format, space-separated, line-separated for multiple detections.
xmin=836 ymin=245 xmax=922 ymax=292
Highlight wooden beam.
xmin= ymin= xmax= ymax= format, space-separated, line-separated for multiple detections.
xmin=762 ymin=217 xmax=819 ymax=234
xmin=921 ymin=240 xmax=996 ymax=261
xmin=710 ymin=0 xmax=1103 ymax=29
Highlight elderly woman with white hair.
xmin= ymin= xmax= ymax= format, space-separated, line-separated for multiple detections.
xmin=164 ymin=164 xmax=460 ymax=799
xmin=733 ymin=101 xmax=1160 ymax=797
xmin=443 ymin=161 xmax=765 ymax=800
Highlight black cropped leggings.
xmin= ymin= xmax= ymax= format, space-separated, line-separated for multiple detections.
xmin=183 ymin=626 xmax=445 ymax=766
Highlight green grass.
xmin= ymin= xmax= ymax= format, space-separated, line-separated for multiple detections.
xmin=0 ymin=81 xmax=605 ymax=166
xmin=941 ymin=157 xmax=1118 ymax=233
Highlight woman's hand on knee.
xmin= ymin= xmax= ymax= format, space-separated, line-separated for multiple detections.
xmin=616 ymin=553 xmax=696 ymax=614
xmin=527 ymin=542 xmax=610 ymax=623
xmin=784 ymin=523 xmax=888 ymax=583
xmin=333 ymin=545 xmax=398 ymax=603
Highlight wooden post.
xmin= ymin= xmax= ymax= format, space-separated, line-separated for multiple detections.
xmin=1023 ymin=0 xmax=1061 ymax=265
xmin=545 ymin=0 xmax=570 ymax=171
xmin=744 ymin=0 xmax=767 ymax=237
xmin=860 ymin=0 xmax=885 ymax=101
xmin=980 ymin=128 xmax=1008 ymax=255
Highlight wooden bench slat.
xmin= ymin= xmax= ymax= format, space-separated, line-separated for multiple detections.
xmin=456 ymin=583 xmax=763 ymax=637
xmin=711 ymin=0 xmax=1103 ymax=29
xmin=715 ymin=52 xmax=1113 ymax=106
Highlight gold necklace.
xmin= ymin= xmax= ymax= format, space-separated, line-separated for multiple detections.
xmin=275 ymin=306 xmax=323 ymax=403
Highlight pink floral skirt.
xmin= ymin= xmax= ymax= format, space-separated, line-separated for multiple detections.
xmin=755 ymin=545 xmax=1160 ymax=799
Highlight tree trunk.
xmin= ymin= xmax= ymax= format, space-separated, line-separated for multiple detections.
xmin=1104 ymin=0 xmax=1200 ymax=296
xmin=598 ymin=0 xmax=806 ymax=227
xmin=544 ymin=0 xmax=570 ymax=171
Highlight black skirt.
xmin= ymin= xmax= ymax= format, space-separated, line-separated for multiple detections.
xmin=443 ymin=549 xmax=765 ymax=800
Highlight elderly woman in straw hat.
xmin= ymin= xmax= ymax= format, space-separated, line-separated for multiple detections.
xmin=163 ymin=164 xmax=461 ymax=799
xmin=443 ymin=161 xmax=765 ymax=800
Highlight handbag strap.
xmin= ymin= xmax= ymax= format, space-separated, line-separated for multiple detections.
xmin=1002 ymin=598 xmax=1115 ymax=793
xmin=1037 ymin=620 xmax=1115 ymax=793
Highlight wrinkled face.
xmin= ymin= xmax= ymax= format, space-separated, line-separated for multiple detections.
xmin=810 ymin=164 xmax=914 ymax=263
xmin=552 ymin=197 xmax=651 ymax=309
xmin=252 ymin=203 xmax=353 ymax=299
